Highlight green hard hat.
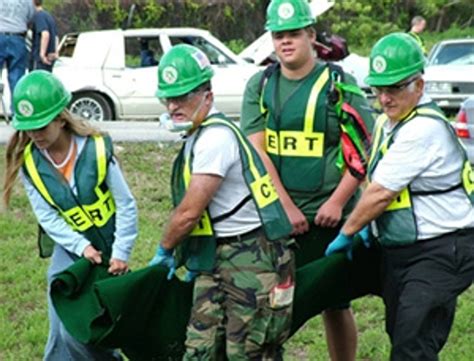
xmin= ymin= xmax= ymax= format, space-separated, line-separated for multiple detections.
xmin=365 ymin=32 xmax=425 ymax=87
xmin=12 ymin=70 xmax=72 ymax=131
xmin=265 ymin=0 xmax=316 ymax=32
xmin=156 ymin=44 xmax=214 ymax=99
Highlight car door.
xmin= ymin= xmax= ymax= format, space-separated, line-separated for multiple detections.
xmin=102 ymin=32 xmax=167 ymax=119
xmin=123 ymin=34 xmax=168 ymax=118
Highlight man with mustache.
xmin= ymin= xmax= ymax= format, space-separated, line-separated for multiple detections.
xmin=151 ymin=44 xmax=295 ymax=360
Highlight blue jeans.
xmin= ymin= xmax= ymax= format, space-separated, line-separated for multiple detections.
xmin=0 ymin=34 xmax=28 ymax=112
xmin=45 ymin=244 xmax=123 ymax=361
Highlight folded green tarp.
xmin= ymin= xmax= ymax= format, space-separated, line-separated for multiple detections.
xmin=51 ymin=241 xmax=380 ymax=360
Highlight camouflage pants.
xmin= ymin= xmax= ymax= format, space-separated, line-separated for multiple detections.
xmin=183 ymin=234 xmax=295 ymax=361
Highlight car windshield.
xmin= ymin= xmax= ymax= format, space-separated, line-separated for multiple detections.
xmin=430 ymin=42 xmax=474 ymax=66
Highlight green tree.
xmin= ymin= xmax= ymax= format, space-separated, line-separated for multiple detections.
xmin=418 ymin=0 xmax=474 ymax=31
xmin=42 ymin=0 xmax=473 ymax=55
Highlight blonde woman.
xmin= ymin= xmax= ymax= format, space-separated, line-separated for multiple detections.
xmin=3 ymin=70 xmax=137 ymax=361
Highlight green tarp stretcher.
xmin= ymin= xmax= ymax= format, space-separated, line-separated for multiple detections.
xmin=51 ymin=241 xmax=380 ymax=360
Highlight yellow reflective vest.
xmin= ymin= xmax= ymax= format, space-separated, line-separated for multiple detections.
xmin=171 ymin=114 xmax=292 ymax=272
xmin=23 ymin=135 xmax=116 ymax=256
xmin=369 ymin=103 xmax=474 ymax=246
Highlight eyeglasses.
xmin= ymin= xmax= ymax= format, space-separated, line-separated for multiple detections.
xmin=159 ymin=89 xmax=202 ymax=106
xmin=371 ymin=76 xmax=420 ymax=97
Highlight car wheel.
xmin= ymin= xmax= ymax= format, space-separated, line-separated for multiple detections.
xmin=69 ymin=92 xmax=113 ymax=121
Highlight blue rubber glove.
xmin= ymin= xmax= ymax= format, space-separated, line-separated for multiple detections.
xmin=357 ymin=226 xmax=372 ymax=249
xmin=325 ymin=232 xmax=355 ymax=260
xmin=149 ymin=245 xmax=176 ymax=280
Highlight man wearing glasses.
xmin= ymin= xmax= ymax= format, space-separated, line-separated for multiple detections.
xmin=150 ymin=44 xmax=295 ymax=360
xmin=326 ymin=32 xmax=474 ymax=360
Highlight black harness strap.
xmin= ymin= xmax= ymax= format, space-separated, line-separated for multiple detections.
xmin=211 ymin=194 xmax=253 ymax=224
xmin=411 ymin=182 xmax=463 ymax=196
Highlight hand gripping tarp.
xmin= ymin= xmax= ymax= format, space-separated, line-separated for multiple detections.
xmin=51 ymin=240 xmax=381 ymax=360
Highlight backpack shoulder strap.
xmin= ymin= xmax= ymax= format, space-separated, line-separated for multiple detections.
xmin=258 ymin=62 xmax=280 ymax=97
xmin=257 ymin=62 xmax=280 ymax=115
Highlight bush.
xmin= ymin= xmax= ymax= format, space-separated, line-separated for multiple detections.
xmin=225 ymin=39 xmax=248 ymax=54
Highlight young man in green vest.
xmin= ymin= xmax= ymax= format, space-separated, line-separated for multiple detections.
xmin=150 ymin=44 xmax=295 ymax=360
xmin=240 ymin=0 xmax=377 ymax=360
xmin=326 ymin=32 xmax=474 ymax=360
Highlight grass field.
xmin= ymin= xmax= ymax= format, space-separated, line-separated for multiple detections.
xmin=0 ymin=142 xmax=473 ymax=360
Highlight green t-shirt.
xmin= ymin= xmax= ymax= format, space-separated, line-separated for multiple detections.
xmin=240 ymin=62 xmax=374 ymax=220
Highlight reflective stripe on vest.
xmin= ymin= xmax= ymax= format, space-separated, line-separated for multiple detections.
xmin=182 ymin=152 xmax=213 ymax=237
xmin=265 ymin=67 xmax=329 ymax=157
xmin=415 ymin=107 xmax=474 ymax=201
xmin=182 ymin=118 xmax=281 ymax=239
xmin=261 ymin=64 xmax=333 ymax=192
xmin=24 ymin=136 xmax=116 ymax=233
xmin=198 ymin=116 xmax=291 ymax=242
xmin=369 ymin=114 xmax=412 ymax=212
xmin=173 ymin=114 xmax=291 ymax=272
xmin=369 ymin=104 xmax=473 ymax=245
xmin=202 ymin=118 xmax=279 ymax=209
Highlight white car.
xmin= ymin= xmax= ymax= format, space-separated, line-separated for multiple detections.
xmin=52 ymin=27 xmax=261 ymax=121
xmin=424 ymin=39 xmax=474 ymax=114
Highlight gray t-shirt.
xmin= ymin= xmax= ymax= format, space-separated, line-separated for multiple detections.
xmin=0 ymin=0 xmax=35 ymax=33
xmin=187 ymin=122 xmax=261 ymax=237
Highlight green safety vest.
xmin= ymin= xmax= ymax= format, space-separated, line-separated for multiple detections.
xmin=368 ymin=102 xmax=474 ymax=246
xmin=171 ymin=114 xmax=292 ymax=272
xmin=23 ymin=135 xmax=116 ymax=257
xmin=408 ymin=31 xmax=427 ymax=55
xmin=262 ymin=64 xmax=333 ymax=192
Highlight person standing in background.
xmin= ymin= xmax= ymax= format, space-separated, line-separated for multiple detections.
xmin=408 ymin=15 xmax=427 ymax=55
xmin=0 ymin=0 xmax=35 ymax=111
xmin=31 ymin=0 xmax=59 ymax=71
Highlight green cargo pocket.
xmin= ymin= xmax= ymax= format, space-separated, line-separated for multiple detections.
xmin=245 ymin=298 xmax=292 ymax=356
xmin=264 ymin=290 xmax=293 ymax=345
xmin=38 ymin=225 xmax=55 ymax=258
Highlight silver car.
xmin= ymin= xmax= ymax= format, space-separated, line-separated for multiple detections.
xmin=424 ymin=39 xmax=474 ymax=115
xmin=454 ymin=96 xmax=474 ymax=164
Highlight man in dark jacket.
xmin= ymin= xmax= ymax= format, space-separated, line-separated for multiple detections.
xmin=31 ymin=0 xmax=58 ymax=71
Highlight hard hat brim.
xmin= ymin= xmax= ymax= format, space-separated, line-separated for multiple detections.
xmin=12 ymin=93 xmax=72 ymax=131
